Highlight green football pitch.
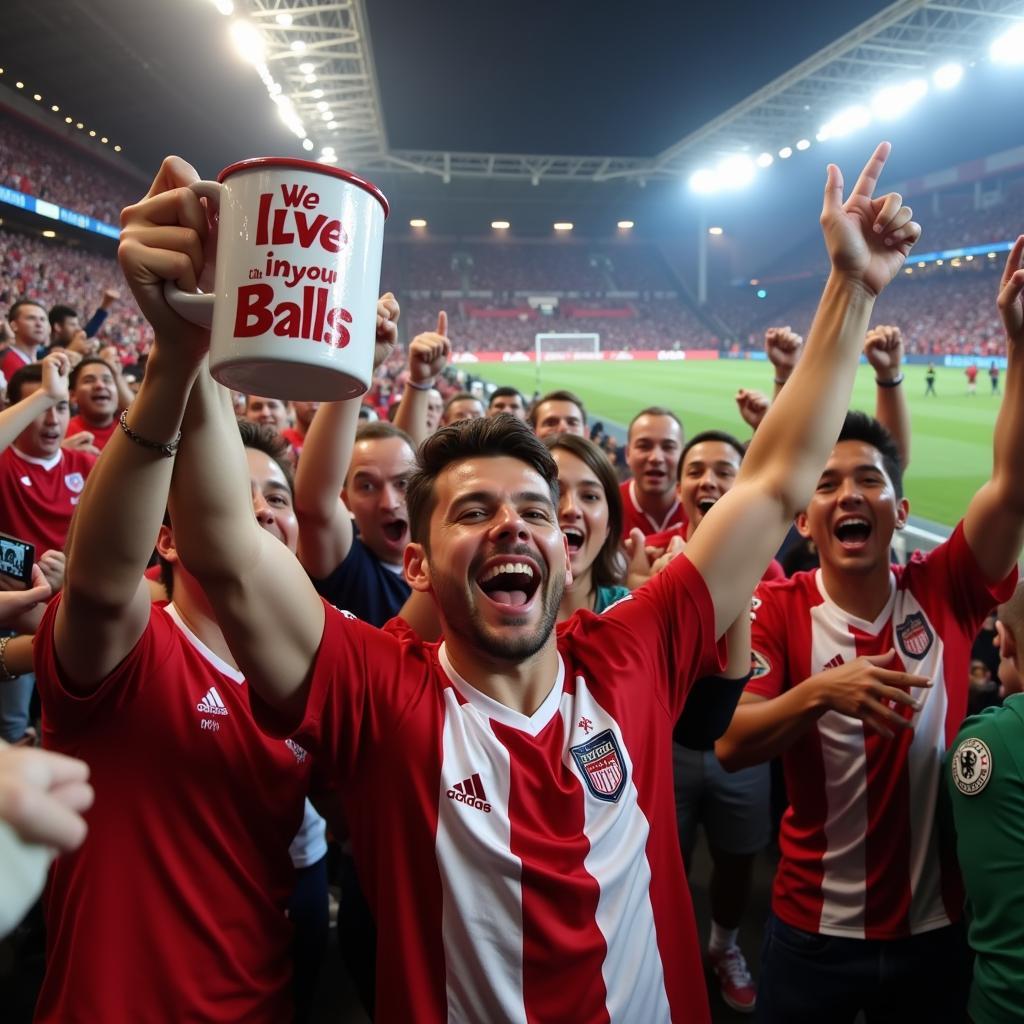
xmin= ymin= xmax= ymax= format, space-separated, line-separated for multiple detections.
xmin=479 ymin=360 xmax=999 ymax=529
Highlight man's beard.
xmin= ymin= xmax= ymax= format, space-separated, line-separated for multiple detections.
xmin=433 ymin=555 xmax=564 ymax=662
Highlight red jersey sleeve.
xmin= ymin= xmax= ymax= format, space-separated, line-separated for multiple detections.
xmin=746 ymin=580 xmax=791 ymax=700
xmin=249 ymin=600 xmax=433 ymax=786
xmin=909 ymin=521 xmax=1017 ymax=633
xmin=34 ymin=594 xmax=176 ymax=734
xmin=563 ymin=552 xmax=724 ymax=720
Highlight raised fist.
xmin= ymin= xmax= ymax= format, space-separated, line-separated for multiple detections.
xmin=40 ymin=351 xmax=71 ymax=403
xmin=735 ymin=388 xmax=771 ymax=431
xmin=408 ymin=311 xmax=451 ymax=384
xmin=864 ymin=324 xmax=904 ymax=380
xmin=764 ymin=327 xmax=803 ymax=376
xmin=374 ymin=292 xmax=400 ymax=369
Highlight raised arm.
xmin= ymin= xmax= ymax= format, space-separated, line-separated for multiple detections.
xmin=54 ymin=158 xmax=210 ymax=690
xmin=0 ymin=352 xmax=69 ymax=453
xmin=295 ymin=294 xmax=400 ymax=578
xmin=392 ymin=311 xmax=450 ymax=446
xmin=685 ymin=142 xmax=921 ymax=635
xmin=765 ymin=326 xmax=803 ymax=401
xmin=865 ymin=324 xmax=911 ymax=469
xmin=963 ymin=235 xmax=1024 ymax=583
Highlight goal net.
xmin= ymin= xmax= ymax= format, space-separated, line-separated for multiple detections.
xmin=534 ymin=332 xmax=601 ymax=361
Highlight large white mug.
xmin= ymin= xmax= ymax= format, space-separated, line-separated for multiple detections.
xmin=164 ymin=157 xmax=389 ymax=400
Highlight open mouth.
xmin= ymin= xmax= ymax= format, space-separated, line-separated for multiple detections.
xmin=697 ymin=498 xmax=717 ymax=516
xmin=834 ymin=516 xmax=872 ymax=549
xmin=562 ymin=527 xmax=585 ymax=553
xmin=381 ymin=518 xmax=407 ymax=544
xmin=476 ymin=559 xmax=541 ymax=608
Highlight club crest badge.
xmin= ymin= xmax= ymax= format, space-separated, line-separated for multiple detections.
xmin=896 ymin=611 xmax=934 ymax=660
xmin=64 ymin=472 xmax=85 ymax=494
xmin=751 ymin=650 xmax=771 ymax=679
xmin=951 ymin=737 xmax=992 ymax=797
xmin=570 ymin=729 xmax=627 ymax=803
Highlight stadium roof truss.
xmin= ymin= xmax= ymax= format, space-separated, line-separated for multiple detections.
xmin=251 ymin=0 xmax=1023 ymax=183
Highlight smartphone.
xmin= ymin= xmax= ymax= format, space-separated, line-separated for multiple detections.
xmin=0 ymin=533 xmax=35 ymax=586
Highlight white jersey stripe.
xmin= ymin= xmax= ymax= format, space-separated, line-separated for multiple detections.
xmin=902 ymin=596 xmax=954 ymax=933
xmin=812 ymin=604 xmax=869 ymax=936
xmin=560 ymin=681 xmax=671 ymax=1024
xmin=436 ymin=688 xmax=527 ymax=1024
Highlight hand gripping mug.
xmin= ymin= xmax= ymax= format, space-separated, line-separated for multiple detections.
xmin=164 ymin=157 xmax=389 ymax=400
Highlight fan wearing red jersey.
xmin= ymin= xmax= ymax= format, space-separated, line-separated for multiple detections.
xmin=620 ymin=407 xmax=687 ymax=539
xmin=0 ymin=300 xmax=47 ymax=386
xmin=35 ymin=239 xmax=317 ymax=1023
xmin=717 ymin=239 xmax=1024 ymax=1024
xmin=120 ymin=143 xmax=918 ymax=1022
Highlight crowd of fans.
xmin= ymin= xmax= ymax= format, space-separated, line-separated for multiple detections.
xmin=4 ymin=125 xmax=1024 ymax=1024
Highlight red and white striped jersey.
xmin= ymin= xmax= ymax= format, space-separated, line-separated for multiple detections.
xmin=748 ymin=522 xmax=1016 ymax=940
xmin=255 ymin=553 xmax=724 ymax=1023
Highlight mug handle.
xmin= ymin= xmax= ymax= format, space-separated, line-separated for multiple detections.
xmin=163 ymin=180 xmax=222 ymax=329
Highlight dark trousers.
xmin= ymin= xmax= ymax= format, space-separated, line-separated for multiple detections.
xmin=289 ymin=855 xmax=329 ymax=1024
xmin=756 ymin=913 xmax=970 ymax=1024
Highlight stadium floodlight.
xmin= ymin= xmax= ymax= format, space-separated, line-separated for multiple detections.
xmin=88 ymin=130 xmax=96 ymax=137
xmin=114 ymin=145 xmax=121 ymax=152
xmin=15 ymin=81 xmax=23 ymax=89
xmin=718 ymin=154 xmax=755 ymax=189
xmin=553 ymin=222 xmax=574 ymax=232
xmin=275 ymin=12 xmax=292 ymax=26
xmin=617 ymin=220 xmax=634 ymax=229
xmin=290 ymin=39 xmax=307 ymax=53
xmin=75 ymin=122 xmax=84 ymax=129
xmin=872 ymin=79 xmax=928 ymax=120
xmin=318 ymin=154 xmax=338 ymax=164
xmin=210 ymin=0 xmax=233 ymax=15
xmin=301 ymin=138 xmax=313 ymax=151
xmin=688 ymin=168 xmax=717 ymax=194
xmin=321 ymin=110 xmax=333 ymax=121
xmin=299 ymin=62 xmax=314 ymax=74
xmin=991 ymin=22 xmax=1024 ymax=65
xmin=778 ymin=146 xmax=793 ymax=159
xmin=42 ymin=230 xmax=56 ymax=238
xmin=795 ymin=138 xmax=811 ymax=151
xmin=304 ymin=74 xmax=316 ymax=83
xmin=818 ymin=104 xmax=871 ymax=141
xmin=321 ymin=145 xmax=336 ymax=156
xmin=64 ymin=116 xmax=72 ymax=123
xmin=708 ymin=226 xmax=724 ymax=236
xmin=312 ymin=88 xmax=324 ymax=98
xmin=33 ymin=93 xmax=41 ymax=101
xmin=932 ymin=62 xmax=963 ymax=90
xmin=756 ymin=152 xmax=773 ymax=168
xmin=327 ymin=120 xmax=338 ymax=129
xmin=230 ymin=20 xmax=265 ymax=65
xmin=100 ymin=137 xmax=108 ymax=144
xmin=316 ymin=101 xmax=328 ymax=111
xmin=51 ymin=104 xmax=59 ymax=112
xmin=491 ymin=220 xmax=510 ymax=230
xmin=409 ymin=219 xmax=427 ymax=228
xmin=756 ymin=289 xmax=767 ymax=299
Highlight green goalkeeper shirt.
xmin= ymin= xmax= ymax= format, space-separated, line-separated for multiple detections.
xmin=946 ymin=693 xmax=1024 ymax=1024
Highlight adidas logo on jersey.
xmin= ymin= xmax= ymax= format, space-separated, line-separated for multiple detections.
xmin=447 ymin=773 xmax=491 ymax=813
xmin=197 ymin=686 xmax=229 ymax=716
xmin=823 ymin=654 xmax=846 ymax=670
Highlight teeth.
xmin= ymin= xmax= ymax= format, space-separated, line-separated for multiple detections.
xmin=838 ymin=518 xmax=869 ymax=528
xmin=480 ymin=561 xmax=534 ymax=583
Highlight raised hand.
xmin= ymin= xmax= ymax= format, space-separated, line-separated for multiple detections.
xmin=735 ymin=388 xmax=770 ymax=431
xmin=408 ymin=311 xmax=451 ymax=385
xmin=40 ymin=350 xmax=71 ymax=404
xmin=765 ymin=327 xmax=803 ymax=376
xmin=812 ymin=649 xmax=930 ymax=739
xmin=820 ymin=142 xmax=921 ymax=298
xmin=374 ymin=292 xmax=400 ymax=369
xmin=864 ymin=324 xmax=904 ymax=382
xmin=62 ymin=431 xmax=101 ymax=457
xmin=997 ymin=234 xmax=1024 ymax=347
xmin=118 ymin=155 xmax=212 ymax=363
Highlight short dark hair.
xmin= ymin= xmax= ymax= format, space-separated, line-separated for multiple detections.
xmin=528 ymin=389 xmax=586 ymax=429
xmin=836 ymin=410 xmax=904 ymax=498
xmin=406 ymin=414 xmax=559 ymax=546
xmin=488 ymin=386 xmax=524 ymax=409
xmin=6 ymin=363 xmax=43 ymax=405
xmin=162 ymin=420 xmax=296 ymax=596
xmin=355 ymin=420 xmax=415 ymax=449
xmin=678 ymin=430 xmax=746 ymax=482
xmin=627 ymin=406 xmax=683 ymax=442
xmin=544 ymin=433 xmax=626 ymax=589
xmin=48 ymin=304 xmax=78 ymax=329
xmin=8 ymin=299 xmax=46 ymax=323
xmin=443 ymin=391 xmax=484 ymax=417
xmin=69 ymin=356 xmax=114 ymax=391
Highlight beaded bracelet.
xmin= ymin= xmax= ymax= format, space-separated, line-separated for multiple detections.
xmin=119 ymin=409 xmax=182 ymax=458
